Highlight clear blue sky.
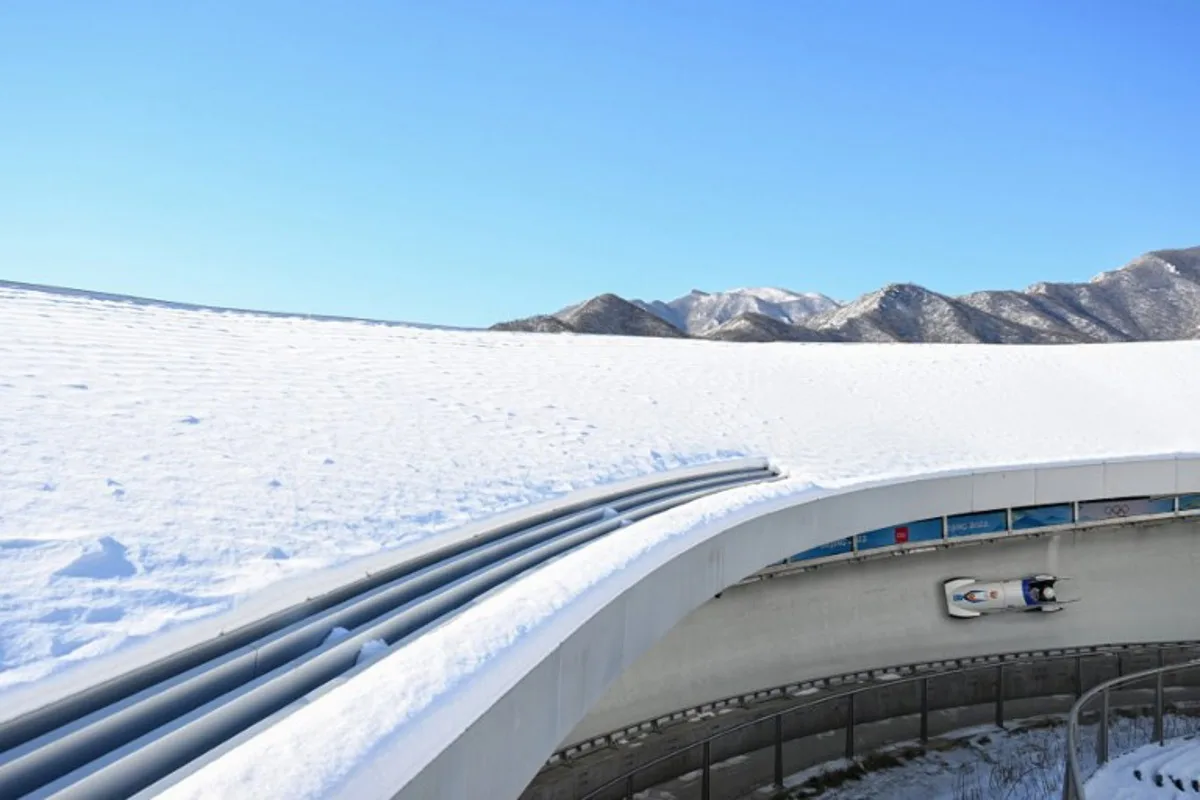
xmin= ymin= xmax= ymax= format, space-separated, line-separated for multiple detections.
xmin=2 ymin=1 xmax=1198 ymax=327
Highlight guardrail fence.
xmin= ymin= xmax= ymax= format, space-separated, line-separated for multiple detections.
xmin=1063 ymin=656 xmax=1200 ymax=799
xmin=560 ymin=644 xmax=1200 ymax=800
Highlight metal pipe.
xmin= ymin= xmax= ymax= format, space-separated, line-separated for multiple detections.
xmin=1155 ymin=671 xmax=1165 ymax=745
xmin=845 ymin=693 xmax=855 ymax=760
xmin=920 ymin=677 xmax=929 ymax=743
xmin=1098 ymin=688 xmax=1109 ymax=765
xmin=773 ymin=714 xmax=783 ymax=787
xmin=995 ymin=664 xmax=1005 ymax=728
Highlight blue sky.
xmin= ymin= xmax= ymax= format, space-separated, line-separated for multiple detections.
xmin=2 ymin=1 xmax=1198 ymax=327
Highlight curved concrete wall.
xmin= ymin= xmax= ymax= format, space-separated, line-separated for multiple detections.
xmin=570 ymin=516 xmax=1200 ymax=743
xmin=366 ymin=455 xmax=1200 ymax=800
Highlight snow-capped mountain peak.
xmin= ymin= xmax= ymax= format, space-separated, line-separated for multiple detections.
xmin=633 ymin=287 xmax=841 ymax=335
xmin=730 ymin=286 xmax=837 ymax=306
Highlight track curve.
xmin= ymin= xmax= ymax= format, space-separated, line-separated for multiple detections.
xmin=572 ymin=515 xmax=1200 ymax=744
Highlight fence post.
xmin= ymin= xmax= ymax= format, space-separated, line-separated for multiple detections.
xmin=1098 ymin=688 xmax=1110 ymax=765
xmin=1075 ymin=655 xmax=1083 ymax=698
xmin=1155 ymin=671 xmax=1165 ymax=745
xmin=702 ymin=740 xmax=711 ymax=800
xmin=995 ymin=664 xmax=1005 ymax=729
xmin=1061 ymin=760 xmax=1074 ymax=800
xmin=920 ymin=677 xmax=929 ymax=743
xmin=845 ymin=693 xmax=855 ymax=760
xmin=774 ymin=714 xmax=784 ymax=787
xmin=625 ymin=773 xmax=634 ymax=800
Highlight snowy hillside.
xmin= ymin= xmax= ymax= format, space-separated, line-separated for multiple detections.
xmin=5 ymin=281 xmax=1200 ymax=702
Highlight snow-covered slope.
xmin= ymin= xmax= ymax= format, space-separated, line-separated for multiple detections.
xmin=5 ymin=281 xmax=1200 ymax=708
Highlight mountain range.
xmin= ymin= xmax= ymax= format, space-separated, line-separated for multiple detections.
xmin=491 ymin=246 xmax=1200 ymax=344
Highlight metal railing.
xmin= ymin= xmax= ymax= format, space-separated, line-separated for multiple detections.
xmin=575 ymin=643 xmax=1200 ymax=800
xmin=555 ymin=644 xmax=1146 ymax=763
xmin=1063 ymin=655 xmax=1200 ymax=799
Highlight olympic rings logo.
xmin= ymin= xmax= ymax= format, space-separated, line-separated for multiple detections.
xmin=1103 ymin=503 xmax=1130 ymax=517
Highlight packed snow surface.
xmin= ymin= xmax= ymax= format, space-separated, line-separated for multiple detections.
xmin=1087 ymin=736 xmax=1200 ymax=798
xmin=5 ymin=283 xmax=1200 ymax=795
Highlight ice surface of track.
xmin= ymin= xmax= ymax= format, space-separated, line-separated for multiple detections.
xmin=5 ymin=283 xmax=1200 ymax=796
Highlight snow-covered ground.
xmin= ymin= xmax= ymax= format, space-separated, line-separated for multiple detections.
xmin=5 ymin=283 xmax=1200 ymax=795
xmin=772 ymin=719 xmax=1071 ymax=800
xmin=1082 ymin=713 xmax=1200 ymax=799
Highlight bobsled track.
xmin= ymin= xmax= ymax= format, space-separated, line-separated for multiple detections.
xmin=5 ymin=454 xmax=1200 ymax=800
xmin=0 ymin=460 xmax=779 ymax=799
xmin=568 ymin=512 xmax=1200 ymax=744
xmin=527 ymin=515 xmax=1200 ymax=800
xmin=376 ymin=455 xmax=1200 ymax=800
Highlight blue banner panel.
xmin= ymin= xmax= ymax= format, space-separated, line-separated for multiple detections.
xmin=790 ymin=537 xmax=852 ymax=562
xmin=855 ymin=518 xmax=943 ymax=551
xmin=1180 ymin=494 xmax=1200 ymax=512
xmin=1011 ymin=503 xmax=1073 ymax=530
xmin=947 ymin=510 xmax=1008 ymax=539
xmin=1077 ymin=496 xmax=1175 ymax=522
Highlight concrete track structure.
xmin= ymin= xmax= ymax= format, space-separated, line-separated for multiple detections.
xmin=379 ymin=455 xmax=1200 ymax=800
xmin=572 ymin=514 xmax=1200 ymax=744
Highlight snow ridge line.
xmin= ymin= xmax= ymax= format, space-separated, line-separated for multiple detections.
xmin=0 ymin=460 xmax=779 ymax=799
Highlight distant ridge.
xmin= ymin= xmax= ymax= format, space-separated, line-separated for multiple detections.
xmin=491 ymin=246 xmax=1200 ymax=344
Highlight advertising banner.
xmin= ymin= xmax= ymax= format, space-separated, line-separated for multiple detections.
xmin=947 ymin=510 xmax=1008 ymax=538
xmin=1011 ymin=503 xmax=1073 ymax=530
xmin=1077 ymin=496 xmax=1175 ymax=523
xmin=855 ymin=517 xmax=943 ymax=551
xmin=1180 ymin=494 xmax=1200 ymax=512
xmin=790 ymin=537 xmax=852 ymax=562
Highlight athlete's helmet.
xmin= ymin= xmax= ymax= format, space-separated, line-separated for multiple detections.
xmin=1042 ymin=586 xmax=1056 ymax=601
